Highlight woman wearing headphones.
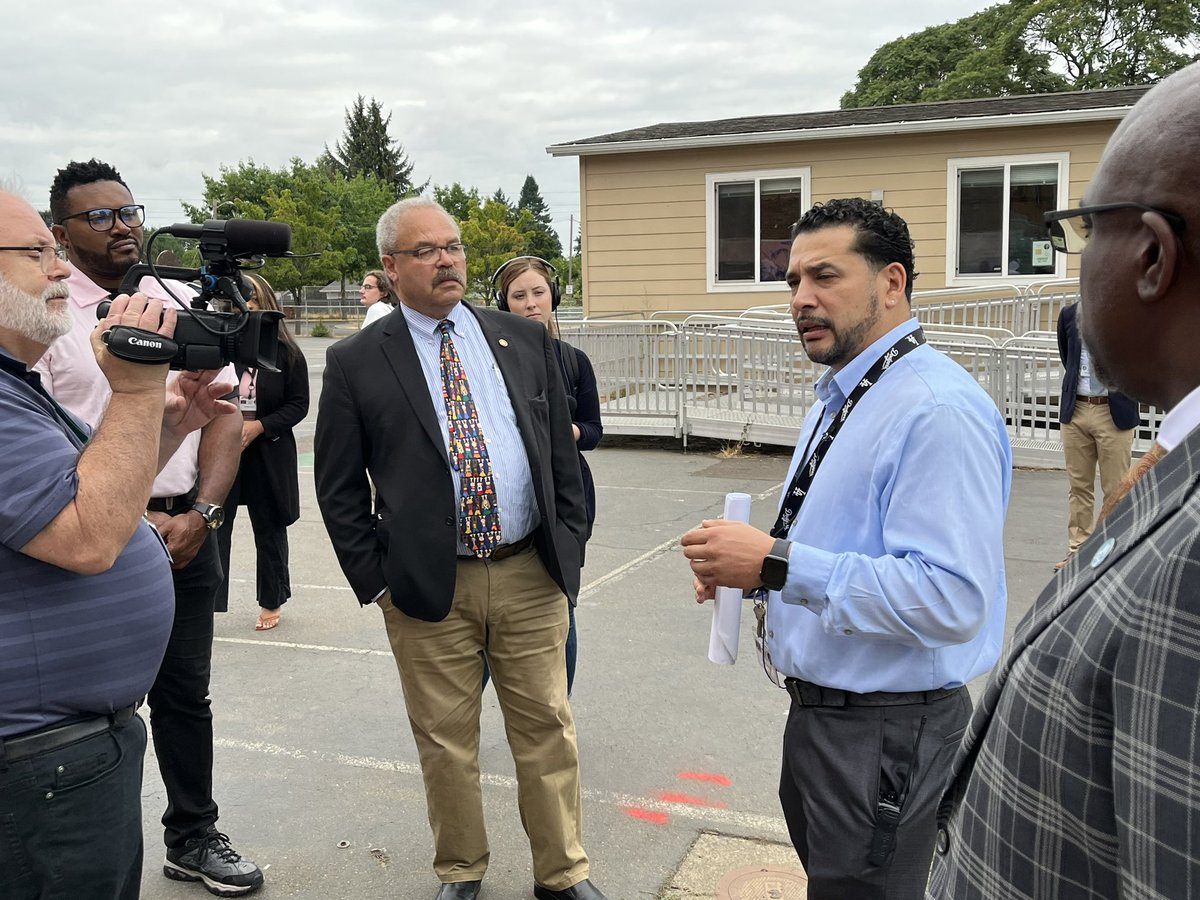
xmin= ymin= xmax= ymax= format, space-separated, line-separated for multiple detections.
xmin=494 ymin=256 xmax=602 ymax=695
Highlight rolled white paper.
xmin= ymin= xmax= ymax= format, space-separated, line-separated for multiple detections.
xmin=708 ymin=492 xmax=753 ymax=665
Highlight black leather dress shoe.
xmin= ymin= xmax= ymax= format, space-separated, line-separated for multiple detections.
xmin=435 ymin=880 xmax=481 ymax=900
xmin=533 ymin=878 xmax=608 ymax=900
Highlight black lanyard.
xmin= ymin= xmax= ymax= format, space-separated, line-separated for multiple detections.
xmin=770 ymin=326 xmax=927 ymax=538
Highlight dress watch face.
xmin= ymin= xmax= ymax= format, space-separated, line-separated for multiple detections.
xmin=191 ymin=502 xmax=225 ymax=530
xmin=760 ymin=538 xmax=791 ymax=592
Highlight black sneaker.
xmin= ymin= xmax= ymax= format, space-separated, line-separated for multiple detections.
xmin=164 ymin=828 xmax=264 ymax=896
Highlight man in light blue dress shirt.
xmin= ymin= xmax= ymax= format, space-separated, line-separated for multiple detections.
xmin=683 ymin=199 xmax=1012 ymax=900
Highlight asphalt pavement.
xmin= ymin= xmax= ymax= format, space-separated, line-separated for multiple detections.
xmin=137 ymin=335 xmax=1070 ymax=900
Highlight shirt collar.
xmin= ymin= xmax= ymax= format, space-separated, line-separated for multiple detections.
xmin=400 ymin=300 xmax=466 ymax=339
xmin=815 ymin=316 xmax=921 ymax=406
xmin=1158 ymin=382 xmax=1200 ymax=452
xmin=0 ymin=344 xmax=43 ymax=390
xmin=64 ymin=262 xmax=112 ymax=309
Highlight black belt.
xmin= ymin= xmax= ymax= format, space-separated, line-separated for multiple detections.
xmin=458 ymin=533 xmax=535 ymax=562
xmin=147 ymin=487 xmax=198 ymax=514
xmin=0 ymin=705 xmax=137 ymax=764
xmin=785 ymin=677 xmax=960 ymax=708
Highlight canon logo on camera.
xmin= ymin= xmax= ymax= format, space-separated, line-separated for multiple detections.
xmin=127 ymin=335 xmax=165 ymax=350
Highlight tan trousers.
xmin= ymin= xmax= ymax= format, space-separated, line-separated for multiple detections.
xmin=378 ymin=546 xmax=588 ymax=889
xmin=1062 ymin=402 xmax=1135 ymax=551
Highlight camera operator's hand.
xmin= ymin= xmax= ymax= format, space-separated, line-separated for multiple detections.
xmin=163 ymin=371 xmax=238 ymax=442
xmin=91 ymin=293 xmax=177 ymax=395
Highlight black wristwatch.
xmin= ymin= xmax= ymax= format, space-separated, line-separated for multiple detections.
xmin=190 ymin=502 xmax=225 ymax=531
xmin=760 ymin=538 xmax=792 ymax=592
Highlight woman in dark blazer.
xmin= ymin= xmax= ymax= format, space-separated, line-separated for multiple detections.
xmin=216 ymin=272 xmax=310 ymax=630
xmin=492 ymin=255 xmax=602 ymax=693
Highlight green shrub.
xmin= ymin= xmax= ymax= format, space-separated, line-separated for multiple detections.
xmin=310 ymin=322 xmax=332 ymax=338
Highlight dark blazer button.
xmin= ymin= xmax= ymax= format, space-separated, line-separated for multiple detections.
xmin=445 ymin=516 xmax=455 ymax=526
xmin=936 ymin=826 xmax=950 ymax=855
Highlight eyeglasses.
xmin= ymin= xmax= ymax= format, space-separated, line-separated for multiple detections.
xmin=57 ymin=204 xmax=146 ymax=233
xmin=388 ymin=242 xmax=467 ymax=263
xmin=0 ymin=245 xmax=64 ymax=274
xmin=1045 ymin=203 xmax=1186 ymax=254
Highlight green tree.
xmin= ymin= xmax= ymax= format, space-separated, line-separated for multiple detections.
xmin=320 ymin=95 xmax=426 ymax=199
xmin=841 ymin=0 xmax=1199 ymax=107
xmin=1029 ymin=0 xmax=1200 ymax=88
xmin=433 ymin=182 xmax=482 ymax=221
xmin=516 ymin=175 xmax=563 ymax=260
xmin=459 ymin=198 xmax=528 ymax=304
xmin=183 ymin=158 xmax=394 ymax=304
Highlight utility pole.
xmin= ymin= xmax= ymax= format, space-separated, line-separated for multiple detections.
xmin=567 ymin=214 xmax=575 ymax=299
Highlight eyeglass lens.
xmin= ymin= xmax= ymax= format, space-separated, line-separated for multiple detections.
xmin=83 ymin=205 xmax=145 ymax=232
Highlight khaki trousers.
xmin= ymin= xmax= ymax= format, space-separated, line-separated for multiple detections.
xmin=1062 ymin=402 xmax=1135 ymax=551
xmin=378 ymin=546 xmax=587 ymax=889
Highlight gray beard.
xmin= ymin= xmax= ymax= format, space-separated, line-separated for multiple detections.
xmin=0 ymin=275 xmax=73 ymax=346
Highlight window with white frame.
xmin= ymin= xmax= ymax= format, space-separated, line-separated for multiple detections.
xmin=947 ymin=153 xmax=1068 ymax=281
xmin=706 ymin=168 xmax=810 ymax=289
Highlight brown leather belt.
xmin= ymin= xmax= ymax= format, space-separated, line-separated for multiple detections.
xmin=458 ymin=533 xmax=535 ymax=562
xmin=1077 ymin=395 xmax=1109 ymax=405
xmin=785 ymin=678 xmax=960 ymax=708
xmin=0 ymin=705 xmax=137 ymax=763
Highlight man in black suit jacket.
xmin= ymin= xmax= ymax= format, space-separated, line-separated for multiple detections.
xmin=313 ymin=198 xmax=605 ymax=900
xmin=1055 ymin=301 xmax=1139 ymax=568
xmin=928 ymin=62 xmax=1200 ymax=899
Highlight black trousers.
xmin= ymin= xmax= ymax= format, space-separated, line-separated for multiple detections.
xmin=148 ymin=530 xmax=222 ymax=848
xmin=0 ymin=714 xmax=146 ymax=899
xmin=215 ymin=483 xmax=291 ymax=613
xmin=778 ymin=685 xmax=971 ymax=900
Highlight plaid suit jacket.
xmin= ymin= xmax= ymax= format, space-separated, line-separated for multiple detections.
xmin=928 ymin=426 xmax=1200 ymax=899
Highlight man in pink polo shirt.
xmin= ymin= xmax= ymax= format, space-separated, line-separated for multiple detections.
xmin=36 ymin=159 xmax=262 ymax=897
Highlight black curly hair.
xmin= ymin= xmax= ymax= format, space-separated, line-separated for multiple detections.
xmin=792 ymin=198 xmax=917 ymax=300
xmin=49 ymin=159 xmax=129 ymax=225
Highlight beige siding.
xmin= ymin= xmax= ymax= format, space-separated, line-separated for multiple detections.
xmin=578 ymin=121 xmax=1115 ymax=315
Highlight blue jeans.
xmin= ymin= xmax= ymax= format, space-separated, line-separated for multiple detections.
xmin=483 ymin=603 xmax=577 ymax=696
xmin=0 ymin=714 xmax=147 ymax=900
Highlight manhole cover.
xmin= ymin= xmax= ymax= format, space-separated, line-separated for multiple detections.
xmin=716 ymin=863 xmax=808 ymax=899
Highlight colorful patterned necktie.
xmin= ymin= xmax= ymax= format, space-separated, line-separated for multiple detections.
xmin=439 ymin=320 xmax=502 ymax=557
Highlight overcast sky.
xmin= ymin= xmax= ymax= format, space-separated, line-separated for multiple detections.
xmin=2 ymin=1 xmax=995 ymax=248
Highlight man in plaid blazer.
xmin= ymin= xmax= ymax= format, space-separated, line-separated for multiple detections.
xmin=928 ymin=63 xmax=1200 ymax=898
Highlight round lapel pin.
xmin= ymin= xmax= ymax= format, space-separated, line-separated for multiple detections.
xmin=1090 ymin=537 xmax=1116 ymax=568
xmin=498 ymin=339 xmax=509 ymax=347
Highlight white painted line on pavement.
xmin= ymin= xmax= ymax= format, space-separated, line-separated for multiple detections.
xmin=215 ymin=636 xmax=391 ymax=656
xmin=229 ymin=577 xmax=352 ymax=591
xmin=213 ymin=737 xmax=787 ymax=837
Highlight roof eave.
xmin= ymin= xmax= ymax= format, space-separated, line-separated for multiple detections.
xmin=545 ymin=105 xmax=1133 ymax=158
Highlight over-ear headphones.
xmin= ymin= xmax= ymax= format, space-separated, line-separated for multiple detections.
xmin=490 ymin=256 xmax=561 ymax=311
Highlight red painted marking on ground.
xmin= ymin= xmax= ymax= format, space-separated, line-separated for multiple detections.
xmin=658 ymin=791 xmax=728 ymax=809
xmin=622 ymin=807 xmax=669 ymax=825
xmin=677 ymin=771 xmax=732 ymax=787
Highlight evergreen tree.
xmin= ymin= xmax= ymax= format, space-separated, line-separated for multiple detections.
xmin=516 ymin=175 xmax=563 ymax=260
xmin=321 ymin=95 xmax=425 ymax=199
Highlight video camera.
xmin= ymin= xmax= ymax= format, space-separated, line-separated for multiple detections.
xmin=97 ymin=218 xmax=293 ymax=372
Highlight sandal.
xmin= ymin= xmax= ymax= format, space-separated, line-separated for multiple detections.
xmin=255 ymin=609 xmax=281 ymax=631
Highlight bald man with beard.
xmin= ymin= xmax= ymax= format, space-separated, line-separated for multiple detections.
xmin=927 ymin=63 xmax=1200 ymax=899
